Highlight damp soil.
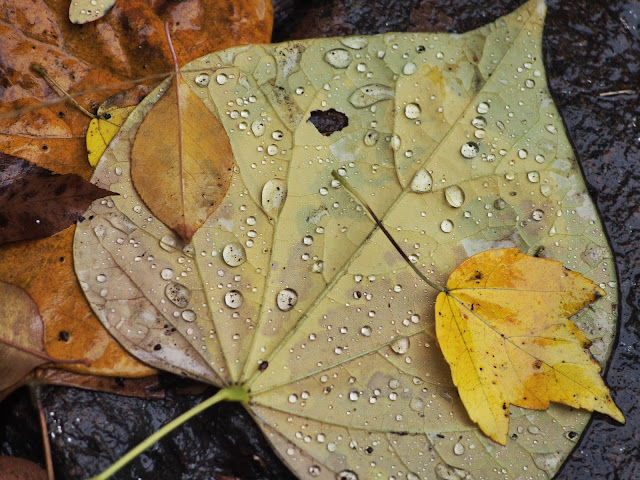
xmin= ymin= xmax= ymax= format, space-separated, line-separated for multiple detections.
xmin=1 ymin=1 xmax=638 ymax=478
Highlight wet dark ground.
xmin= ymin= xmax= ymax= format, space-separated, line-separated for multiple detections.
xmin=1 ymin=1 xmax=638 ymax=478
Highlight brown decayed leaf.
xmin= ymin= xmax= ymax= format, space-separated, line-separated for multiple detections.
xmin=0 ymin=456 xmax=47 ymax=480
xmin=131 ymin=79 xmax=234 ymax=241
xmin=436 ymin=248 xmax=624 ymax=445
xmin=33 ymin=369 xmax=168 ymax=400
xmin=0 ymin=281 xmax=47 ymax=399
xmin=0 ymin=228 xmax=154 ymax=377
xmin=0 ymin=0 xmax=273 ymax=379
xmin=0 ymin=152 xmax=112 ymax=245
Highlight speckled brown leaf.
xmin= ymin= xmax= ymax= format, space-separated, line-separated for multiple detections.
xmin=0 ymin=282 xmax=47 ymax=400
xmin=0 ymin=153 xmax=111 ymax=245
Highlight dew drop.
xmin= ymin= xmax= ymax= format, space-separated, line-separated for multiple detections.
xmin=545 ymin=124 xmax=558 ymax=134
xmin=262 ymin=179 xmax=288 ymax=218
xmin=440 ymin=219 xmax=454 ymax=233
xmin=160 ymin=234 xmax=178 ymax=252
xmin=525 ymin=79 xmax=535 ymax=88
xmin=535 ymin=154 xmax=545 ymax=164
xmin=160 ymin=268 xmax=174 ymax=280
xmin=349 ymin=84 xmax=394 ymax=108
xmin=251 ymin=120 xmax=265 ymax=137
xmin=403 ymin=62 xmax=417 ymax=75
xmin=460 ymin=142 xmax=479 ymax=159
xmin=404 ymin=103 xmax=421 ymax=119
xmin=267 ymin=144 xmax=278 ymax=156
xmin=165 ymin=282 xmax=191 ymax=308
xmin=360 ymin=326 xmax=372 ymax=337
xmin=224 ymin=290 xmax=243 ymax=309
xmin=472 ymin=116 xmax=487 ymax=129
xmin=181 ymin=310 xmax=196 ymax=322
xmin=288 ymin=394 xmax=298 ymax=403
xmin=216 ymin=73 xmax=228 ymax=85
xmin=390 ymin=337 xmax=410 ymax=354
xmin=527 ymin=171 xmax=540 ymax=183
xmin=223 ymin=242 xmax=246 ymax=267
xmin=96 ymin=274 xmax=107 ymax=283
xmin=336 ymin=470 xmax=358 ymax=480
xmin=325 ymin=48 xmax=352 ymax=68
xmin=312 ymin=260 xmax=324 ymax=273
xmin=532 ymin=209 xmax=544 ymax=221
xmin=340 ymin=36 xmax=368 ymax=49
xmin=390 ymin=134 xmax=401 ymax=151
xmin=276 ymin=288 xmax=298 ymax=311
xmin=308 ymin=465 xmax=321 ymax=477
xmin=410 ymin=169 xmax=433 ymax=193
xmin=494 ymin=198 xmax=507 ymax=210
xmin=349 ymin=391 xmax=359 ymax=401
xmin=363 ymin=130 xmax=379 ymax=146
xmin=453 ymin=442 xmax=465 ymax=455
xmin=194 ymin=73 xmax=210 ymax=87
xmin=444 ymin=185 xmax=465 ymax=208
xmin=518 ymin=149 xmax=528 ymax=159
xmin=303 ymin=235 xmax=313 ymax=245
xmin=477 ymin=101 xmax=490 ymax=114
xmin=272 ymin=130 xmax=284 ymax=140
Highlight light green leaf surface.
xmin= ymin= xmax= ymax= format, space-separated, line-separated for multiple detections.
xmin=74 ymin=0 xmax=619 ymax=478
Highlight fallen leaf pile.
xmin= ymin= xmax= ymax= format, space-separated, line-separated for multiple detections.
xmin=0 ymin=0 xmax=273 ymax=379
xmin=71 ymin=1 xmax=623 ymax=478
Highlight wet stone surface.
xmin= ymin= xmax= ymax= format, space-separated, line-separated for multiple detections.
xmin=1 ymin=1 xmax=638 ymax=479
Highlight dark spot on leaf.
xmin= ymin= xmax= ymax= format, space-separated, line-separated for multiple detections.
xmin=58 ymin=331 xmax=69 ymax=342
xmin=533 ymin=360 xmax=542 ymax=369
xmin=154 ymin=344 xmax=162 ymax=351
xmin=258 ymin=361 xmax=269 ymax=371
xmin=365 ymin=446 xmax=373 ymax=454
xmin=307 ymin=108 xmax=349 ymax=136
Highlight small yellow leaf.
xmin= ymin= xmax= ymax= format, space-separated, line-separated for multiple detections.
xmin=86 ymin=106 xmax=135 ymax=166
xmin=436 ymin=248 xmax=624 ymax=445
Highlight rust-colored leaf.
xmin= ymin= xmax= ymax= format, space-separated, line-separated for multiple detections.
xmin=0 ymin=153 xmax=112 ymax=246
xmin=0 ymin=228 xmax=154 ymax=377
xmin=436 ymin=248 xmax=624 ymax=445
xmin=0 ymin=281 xmax=47 ymax=400
xmin=0 ymin=456 xmax=47 ymax=480
xmin=131 ymin=78 xmax=234 ymax=242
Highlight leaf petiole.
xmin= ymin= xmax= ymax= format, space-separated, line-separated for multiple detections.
xmin=30 ymin=63 xmax=97 ymax=119
xmin=88 ymin=385 xmax=249 ymax=480
xmin=331 ymin=171 xmax=446 ymax=293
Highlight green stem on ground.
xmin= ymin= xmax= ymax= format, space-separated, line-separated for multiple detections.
xmin=88 ymin=385 xmax=249 ymax=480
xmin=331 ymin=171 xmax=447 ymax=293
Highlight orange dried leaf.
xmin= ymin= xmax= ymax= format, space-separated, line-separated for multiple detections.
xmin=131 ymin=78 xmax=234 ymax=241
xmin=0 ymin=281 xmax=47 ymax=399
xmin=0 ymin=228 xmax=155 ymax=378
xmin=435 ymin=248 xmax=624 ymax=445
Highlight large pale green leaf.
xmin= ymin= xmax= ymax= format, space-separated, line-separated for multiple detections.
xmin=74 ymin=0 xmax=619 ymax=477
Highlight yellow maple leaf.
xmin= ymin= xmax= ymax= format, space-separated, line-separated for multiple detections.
xmin=436 ymin=248 xmax=624 ymax=445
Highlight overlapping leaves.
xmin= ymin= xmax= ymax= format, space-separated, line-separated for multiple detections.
xmin=74 ymin=1 xmax=620 ymax=478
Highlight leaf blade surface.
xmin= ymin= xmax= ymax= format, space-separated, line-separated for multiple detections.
xmin=74 ymin=0 xmax=622 ymax=477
